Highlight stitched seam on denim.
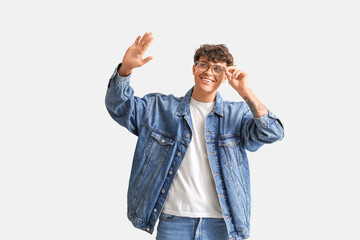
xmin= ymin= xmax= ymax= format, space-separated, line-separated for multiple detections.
xmin=130 ymin=136 xmax=165 ymax=209
xmin=147 ymin=141 xmax=158 ymax=163
xmin=236 ymin=143 xmax=242 ymax=165
xmin=139 ymin=96 xmax=155 ymax=134
xmin=120 ymin=101 xmax=136 ymax=131
xmin=219 ymin=133 xmax=241 ymax=140
xmin=115 ymin=76 xmax=137 ymax=132
xmin=237 ymin=162 xmax=249 ymax=224
xmin=149 ymin=139 xmax=170 ymax=164
xmin=229 ymin=166 xmax=248 ymax=225
xmin=130 ymin=147 xmax=151 ymax=210
xmin=219 ymin=139 xmax=241 ymax=147
xmin=140 ymin=122 xmax=189 ymax=146
xmin=134 ymin=161 xmax=163 ymax=215
xmin=223 ymin=140 xmax=249 ymax=225
xmin=224 ymin=147 xmax=232 ymax=167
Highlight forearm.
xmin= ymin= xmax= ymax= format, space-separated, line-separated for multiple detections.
xmin=106 ymin=66 xmax=133 ymax=116
xmin=106 ymin=66 xmax=139 ymax=134
xmin=238 ymin=88 xmax=268 ymax=118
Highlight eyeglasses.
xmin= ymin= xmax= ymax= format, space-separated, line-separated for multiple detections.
xmin=195 ymin=61 xmax=226 ymax=76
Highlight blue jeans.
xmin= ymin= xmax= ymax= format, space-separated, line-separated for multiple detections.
xmin=156 ymin=213 xmax=229 ymax=240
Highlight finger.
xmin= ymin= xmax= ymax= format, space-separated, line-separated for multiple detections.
xmin=226 ymin=66 xmax=238 ymax=72
xmin=234 ymin=70 xmax=242 ymax=79
xmin=225 ymin=70 xmax=231 ymax=80
xmin=142 ymin=36 xmax=154 ymax=53
xmin=138 ymin=32 xmax=149 ymax=46
xmin=140 ymin=32 xmax=152 ymax=47
xmin=142 ymin=56 xmax=154 ymax=64
xmin=133 ymin=35 xmax=141 ymax=45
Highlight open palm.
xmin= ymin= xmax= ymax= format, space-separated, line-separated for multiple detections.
xmin=121 ymin=32 xmax=154 ymax=71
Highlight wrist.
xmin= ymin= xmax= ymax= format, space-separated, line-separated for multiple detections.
xmin=237 ymin=86 xmax=252 ymax=98
xmin=118 ymin=64 xmax=132 ymax=77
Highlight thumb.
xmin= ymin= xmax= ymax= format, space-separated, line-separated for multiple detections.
xmin=142 ymin=56 xmax=154 ymax=65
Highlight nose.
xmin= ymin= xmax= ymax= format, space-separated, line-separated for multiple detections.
xmin=203 ymin=67 xmax=213 ymax=76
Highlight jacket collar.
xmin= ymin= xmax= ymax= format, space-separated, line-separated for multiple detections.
xmin=175 ymin=86 xmax=224 ymax=117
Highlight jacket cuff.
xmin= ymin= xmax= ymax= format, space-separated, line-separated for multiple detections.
xmin=254 ymin=110 xmax=284 ymax=129
xmin=108 ymin=63 xmax=132 ymax=89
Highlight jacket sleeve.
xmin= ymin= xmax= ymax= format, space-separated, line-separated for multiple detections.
xmin=105 ymin=63 xmax=154 ymax=136
xmin=240 ymin=106 xmax=284 ymax=152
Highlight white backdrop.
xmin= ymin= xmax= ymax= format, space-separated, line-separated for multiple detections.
xmin=1 ymin=0 xmax=359 ymax=239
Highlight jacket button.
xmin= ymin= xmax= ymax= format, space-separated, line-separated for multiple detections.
xmin=161 ymin=189 xmax=166 ymax=193
xmin=169 ymin=170 xmax=173 ymax=175
xmin=177 ymin=152 xmax=181 ymax=157
xmin=161 ymin=139 xmax=165 ymax=143
xmin=146 ymin=228 xmax=150 ymax=232
xmin=154 ymin=208 xmax=158 ymax=212
xmin=186 ymin=134 xmax=190 ymax=138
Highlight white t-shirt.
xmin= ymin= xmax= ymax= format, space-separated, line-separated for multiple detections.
xmin=162 ymin=97 xmax=223 ymax=218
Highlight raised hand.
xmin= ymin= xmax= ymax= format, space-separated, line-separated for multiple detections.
xmin=118 ymin=32 xmax=154 ymax=76
xmin=225 ymin=66 xmax=250 ymax=96
xmin=225 ymin=66 xmax=268 ymax=117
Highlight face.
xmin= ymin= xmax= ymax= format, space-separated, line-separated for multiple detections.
xmin=192 ymin=56 xmax=227 ymax=98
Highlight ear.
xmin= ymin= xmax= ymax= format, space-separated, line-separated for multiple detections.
xmin=192 ymin=65 xmax=195 ymax=75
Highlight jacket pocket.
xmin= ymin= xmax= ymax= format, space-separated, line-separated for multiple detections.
xmin=145 ymin=131 xmax=175 ymax=165
xmin=219 ymin=137 xmax=241 ymax=167
xmin=159 ymin=213 xmax=176 ymax=222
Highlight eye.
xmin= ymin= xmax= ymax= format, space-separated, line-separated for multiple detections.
xmin=200 ymin=63 xmax=208 ymax=68
xmin=214 ymin=66 xmax=223 ymax=72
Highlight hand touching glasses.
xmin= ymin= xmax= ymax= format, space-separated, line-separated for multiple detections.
xmin=225 ymin=66 xmax=250 ymax=97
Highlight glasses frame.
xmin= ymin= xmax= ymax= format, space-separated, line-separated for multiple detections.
xmin=195 ymin=61 xmax=226 ymax=76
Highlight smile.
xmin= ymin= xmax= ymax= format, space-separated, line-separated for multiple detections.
xmin=201 ymin=77 xmax=215 ymax=83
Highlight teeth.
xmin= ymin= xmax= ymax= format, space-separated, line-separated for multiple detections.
xmin=202 ymin=77 xmax=213 ymax=82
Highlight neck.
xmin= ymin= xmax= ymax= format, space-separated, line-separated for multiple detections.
xmin=191 ymin=86 xmax=216 ymax=103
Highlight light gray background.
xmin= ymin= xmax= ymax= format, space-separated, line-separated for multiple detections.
xmin=1 ymin=0 xmax=359 ymax=239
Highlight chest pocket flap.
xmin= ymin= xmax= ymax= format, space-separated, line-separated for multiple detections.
xmin=151 ymin=131 xmax=175 ymax=146
xmin=219 ymin=137 xmax=240 ymax=147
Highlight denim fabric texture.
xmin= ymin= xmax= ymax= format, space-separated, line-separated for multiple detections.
xmin=156 ymin=213 xmax=228 ymax=240
xmin=105 ymin=64 xmax=284 ymax=240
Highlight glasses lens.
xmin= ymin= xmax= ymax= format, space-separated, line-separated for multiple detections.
xmin=196 ymin=62 xmax=224 ymax=76
xmin=197 ymin=62 xmax=209 ymax=72
xmin=212 ymin=66 xmax=223 ymax=76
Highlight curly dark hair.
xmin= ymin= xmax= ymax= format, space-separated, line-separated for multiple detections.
xmin=193 ymin=44 xmax=234 ymax=66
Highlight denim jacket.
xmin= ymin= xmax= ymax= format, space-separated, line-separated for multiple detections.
xmin=105 ymin=64 xmax=284 ymax=240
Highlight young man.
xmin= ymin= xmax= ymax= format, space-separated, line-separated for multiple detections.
xmin=105 ymin=32 xmax=284 ymax=240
